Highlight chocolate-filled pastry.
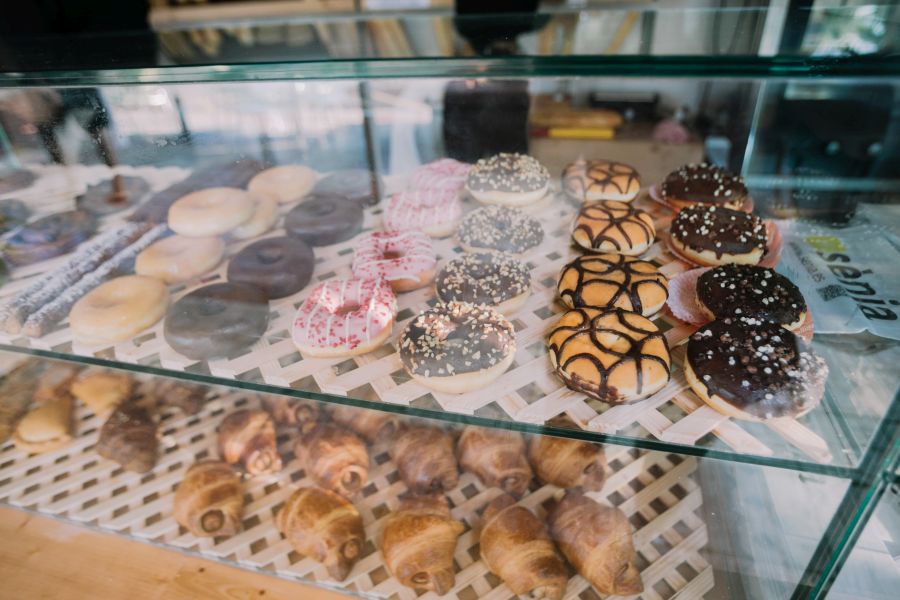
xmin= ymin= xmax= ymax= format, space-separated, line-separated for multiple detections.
xmin=227 ymin=236 xmax=315 ymax=300
xmin=697 ymin=264 xmax=807 ymax=330
xmin=548 ymin=307 xmax=671 ymax=404
xmin=548 ymin=490 xmax=643 ymax=596
xmin=572 ymin=200 xmax=655 ymax=256
xmin=480 ymin=494 xmax=568 ymax=600
xmin=284 ymin=193 xmax=363 ymax=247
xmin=14 ymin=396 xmax=74 ymax=454
xmin=391 ymin=425 xmax=459 ymax=493
xmin=173 ymin=461 xmax=244 ymax=538
xmin=562 ymin=159 xmax=641 ymax=203
xmin=465 ymin=152 xmax=550 ymax=207
xmin=152 ymin=379 xmax=207 ymax=415
xmin=380 ymin=493 xmax=464 ymax=595
xmin=313 ymin=169 xmax=383 ymax=206
xmin=686 ymin=317 xmax=828 ymax=420
xmin=661 ymin=162 xmax=748 ymax=211
xmin=457 ymin=426 xmax=532 ymax=497
xmin=527 ymin=435 xmax=606 ymax=490
xmin=294 ymin=423 xmax=369 ymax=498
xmin=218 ymin=409 xmax=282 ymax=475
xmin=329 ymin=404 xmax=399 ymax=443
xmin=0 ymin=198 xmax=31 ymax=234
xmin=76 ymin=175 xmax=150 ymax=216
xmin=4 ymin=210 xmax=97 ymax=267
xmin=435 ymin=252 xmax=531 ymax=315
xmin=276 ymin=486 xmax=365 ymax=581
xmin=96 ymin=404 xmax=158 ymax=473
xmin=71 ymin=369 xmax=134 ymax=418
xmin=558 ymin=254 xmax=668 ymax=317
xmin=261 ymin=395 xmax=322 ymax=429
xmin=457 ymin=205 xmax=544 ymax=256
xmin=670 ymin=204 xmax=767 ymax=266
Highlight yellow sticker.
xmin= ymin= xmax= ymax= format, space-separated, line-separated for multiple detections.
xmin=804 ymin=235 xmax=845 ymax=253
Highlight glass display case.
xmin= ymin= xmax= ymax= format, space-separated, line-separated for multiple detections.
xmin=0 ymin=2 xmax=898 ymax=599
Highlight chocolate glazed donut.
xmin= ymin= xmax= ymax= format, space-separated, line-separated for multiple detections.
xmin=285 ymin=193 xmax=363 ymax=246
xmin=227 ymin=236 xmax=315 ymax=300
xmin=4 ymin=210 xmax=97 ymax=267
xmin=313 ymin=169 xmax=383 ymax=206
xmin=164 ymin=282 xmax=270 ymax=360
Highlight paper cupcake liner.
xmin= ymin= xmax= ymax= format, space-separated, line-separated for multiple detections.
xmin=648 ymin=183 xmax=755 ymax=213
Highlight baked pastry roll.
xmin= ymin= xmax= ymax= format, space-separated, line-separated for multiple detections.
xmin=557 ymin=254 xmax=668 ymax=317
xmin=71 ymin=369 xmax=134 ymax=418
xmin=173 ymin=460 xmax=244 ymax=537
xmin=14 ymin=395 xmax=74 ymax=454
xmin=391 ymin=425 xmax=459 ymax=493
xmin=294 ymin=423 xmax=369 ymax=498
xmin=572 ymin=201 xmax=655 ymax=256
xmin=261 ymin=395 xmax=321 ymax=430
xmin=33 ymin=363 xmax=80 ymax=405
xmin=457 ymin=426 xmax=532 ymax=497
xmin=218 ymin=409 xmax=282 ymax=475
xmin=329 ymin=404 xmax=399 ymax=443
xmin=527 ymin=435 xmax=606 ymax=491
xmin=96 ymin=404 xmax=158 ymax=473
xmin=152 ymin=379 xmax=207 ymax=415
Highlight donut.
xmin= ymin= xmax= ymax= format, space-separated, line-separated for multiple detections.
xmin=168 ymin=188 xmax=255 ymax=237
xmin=572 ymin=200 xmax=655 ymax=256
xmin=76 ymin=175 xmax=150 ymax=216
xmin=435 ymin=253 xmax=531 ymax=314
xmin=697 ymin=264 xmax=807 ymax=330
xmin=562 ymin=159 xmax=641 ymax=202
xmin=284 ymin=193 xmax=363 ymax=246
xmin=69 ymin=275 xmax=169 ymax=345
xmin=227 ymin=236 xmax=314 ymax=300
xmin=399 ymin=301 xmax=516 ymax=394
xmin=457 ymin=205 xmax=544 ymax=256
xmin=164 ymin=282 xmax=270 ymax=360
xmin=466 ymin=153 xmax=550 ymax=206
xmin=0 ymin=169 xmax=35 ymax=195
xmin=292 ymin=278 xmax=396 ymax=358
xmin=382 ymin=189 xmax=461 ymax=238
xmin=230 ymin=194 xmax=279 ymax=240
xmin=661 ymin=163 xmax=748 ymax=211
xmin=135 ymin=235 xmax=225 ymax=284
xmin=685 ymin=317 xmax=827 ymax=420
xmin=351 ymin=230 xmax=436 ymax=293
xmin=0 ymin=199 xmax=31 ymax=234
xmin=4 ymin=210 xmax=97 ymax=267
xmin=248 ymin=165 xmax=317 ymax=204
xmin=313 ymin=169 xmax=383 ymax=206
xmin=670 ymin=204 xmax=767 ymax=266
xmin=409 ymin=158 xmax=470 ymax=191
xmin=547 ymin=307 xmax=671 ymax=404
xmin=557 ymin=254 xmax=668 ymax=317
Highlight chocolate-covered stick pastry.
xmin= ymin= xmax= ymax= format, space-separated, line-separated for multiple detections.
xmin=276 ymin=486 xmax=365 ymax=581
xmin=480 ymin=494 xmax=568 ymax=600
xmin=548 ymin=490 xmax=643 ymax=596
xmin=96 ymin=404 xmax=158 ymax=473
xmin=173 ymin=461 xmax=244 ymax=537
xmin=218 ymin=410 xmax=282 ymax=475
xmin=294 ymin=423 xmax=368 ymax=498
xmin=329 ymin=404 xmax=398 ymax=443
xmin=261 ymin=395 xmax=321 ymax=430
xmin=380 ymin=494 xmax=464 ymax=595
xmin=457 ymin=426 xmax=532 ymax=497
xmin=391 ymin=425 xmax=459 ymax=493
xmin=153 ymin=379 xmax=207 ymax=415
xmin=527 ymin=435 xmax=606 ymax=491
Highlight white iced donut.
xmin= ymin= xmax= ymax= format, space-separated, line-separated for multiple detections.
xmin=248 ymin=165 xmax=317 ymax=204
xmin=168 ymin=187 xmax=255 ymax=237
xmin=69 ymin=275 xmax=169 ymax=345
xmin=135 ymin=235 xmax=225 ymax=284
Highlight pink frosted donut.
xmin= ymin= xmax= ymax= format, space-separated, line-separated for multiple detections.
xmin=382 ymin=189 xmax=462 ymax=238
xmin=351 ymin=230 xmax=437 ymax=293
xmin=292 ymin=278 xmax=397 ymax=358
xmin=408 ymin=158 xmax=470 ymax=191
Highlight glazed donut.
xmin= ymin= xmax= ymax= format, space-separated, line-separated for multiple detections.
xmin=670 ymin=204 xmax=767 ymax=266
xmin=435 ymin=253 xmax=531 ymax=314
xmin=168 ymin=188 xmax=255 ymax=237
xmin=313 ymin=169 xmax=384 ymax=206
xmin=382 ymin=189 xmax=461 ymax=238
xmin=248 ymin=165 xmax=317 ymax=204
xmin=685 ymin=317 xmax=827 ymax=421
xmin=164 ymin=282 xmax=270 ymax=360
xmin=135 ymin=235 xmax=225 ymax=284
xmin=351 ymin=230 xmax=437 ymax=293
xmin=292 ymin=278 xmax=397 ymax=358
xmin=572 ymin=201 xmax=655 ymax=256
xmin=697 ymin=264 xmax=807 ymax=330
xmin=557 ymin=254 xmax=668 ymax=317
xmin=457 ymin=205 xmax=544 ymax=256
xmin=285 ymin=193 xmax=363 ymax=246
xmin=227 ymin=236 xmax=314 ymax=300
xmin=399 ymin=301 xmax=516 ymax=394
xmin=69 ymin=275 xmax=169 ymax=345
xmin=562 ymin=159 xmax=641 ymax=202
xmin=409 ymin=158 xmax=470 ymax=191
xmin=4 ymin=210 xmax=97 ymax=267
xmin=230 ymin=194 xmax=279 ymax=240
xmin=547 ymin=307 xmax=671 ymax=404
xmin=661 ymin=163 xmax=748 ymax=211
xmin=465 ymin=153 xmax=550 ymax=207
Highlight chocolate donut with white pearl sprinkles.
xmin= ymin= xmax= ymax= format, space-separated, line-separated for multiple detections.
xmin=399 ymin=301 xmax=516 ymax=394
xmin=457 ymin=205 xmax=544 ymax=256
xmin=465 ymin=153 xmax=550 ymax=207
xmin=435 ymin=253 xmax=531 ymax=314
xmin=670 ymin=204 xmax=767 ymax=266
xmin=661 ymin=163 xmax=748 ymax=211
xmin=685 ymin=317 xmax=827 ymax=421
xmin=697 ymin=264 xmax=807 ymax=330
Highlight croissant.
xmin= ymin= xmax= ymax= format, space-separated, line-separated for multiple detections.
xmin=391 ymin=425 xmax=459 ymax=493
xmin=457 ymin=426 xmax=532 ymax=497
xmin=294 ymin=423 xmax=368 ymax=498
xmin=380 ymin=494 xmax=464 ymax=595
xmin=153 ymin=379 xmax=207 ymax=415
xmin=261 ymin=395 xmax=321 ymax=430
xmin=173 ymin=461 xmax=244 ymax=537
xmin=276 ymin=486 xmax=365 ymax=581
xmin=14 ymin=395 xmax=74 ymax=454
xmin=480 ymin=494 xmax=568 ymax=600
xmin=329 ymin=404 xmax=399 ymax=443
xmin=71 ymin=369 xmax=134 ymax=418
xmin=548 ymin=490 xmax=643 ymax=596
xmin=527 ymin=435 xmax=606 ymax=491
xmin=96 ymin=404 xmax=158 ymax=473
xmin=218 ymin=409 xmax=282 ymax=475
xmin=33 ymin=363 xmax=80 ymax=405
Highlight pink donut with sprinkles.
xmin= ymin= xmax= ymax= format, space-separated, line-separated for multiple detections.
xmin=382 ymin=189 xmax=462 ymax=239
xmin=408 ymin=158 xmax=470 ymax=192
xmin=292 ymin=278 xmax=397 ymax=358
xmin=352 ymin=230 xmax=437 ymax=293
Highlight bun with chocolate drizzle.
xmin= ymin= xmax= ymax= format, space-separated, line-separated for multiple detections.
xmin=558 ymin=253 xmax=668 ymax=317
xmin=572 ymin=200 xmax=655 ymax=256
xmin=670 ymin=204 xmax=767 ymax=266
xmin=661 ymin=163 xmax=748 ymax=211
xmin=697 ymin=264 xmax=808 ymax=330
xmin=562 ymin=159 xmax=641 ymax=202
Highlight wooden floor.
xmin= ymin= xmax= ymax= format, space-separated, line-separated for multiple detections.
xmin=0 ymin=506 xmax=350 ymax=600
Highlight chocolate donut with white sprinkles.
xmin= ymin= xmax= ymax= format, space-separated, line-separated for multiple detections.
xmin=457 ymin=205 xmax=544 ymax=256
xmin=697 ymin=264 xmax=807 ymax=330
xmin=465 ymin=153 xmax=550 ymax=207
xmin=670 ymin=204 xmax=767 ymax=266
xmin=661 ymin=163 xmax=748 ymax=211
xmin=435 ymin=253 xmax=531 ymax=314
